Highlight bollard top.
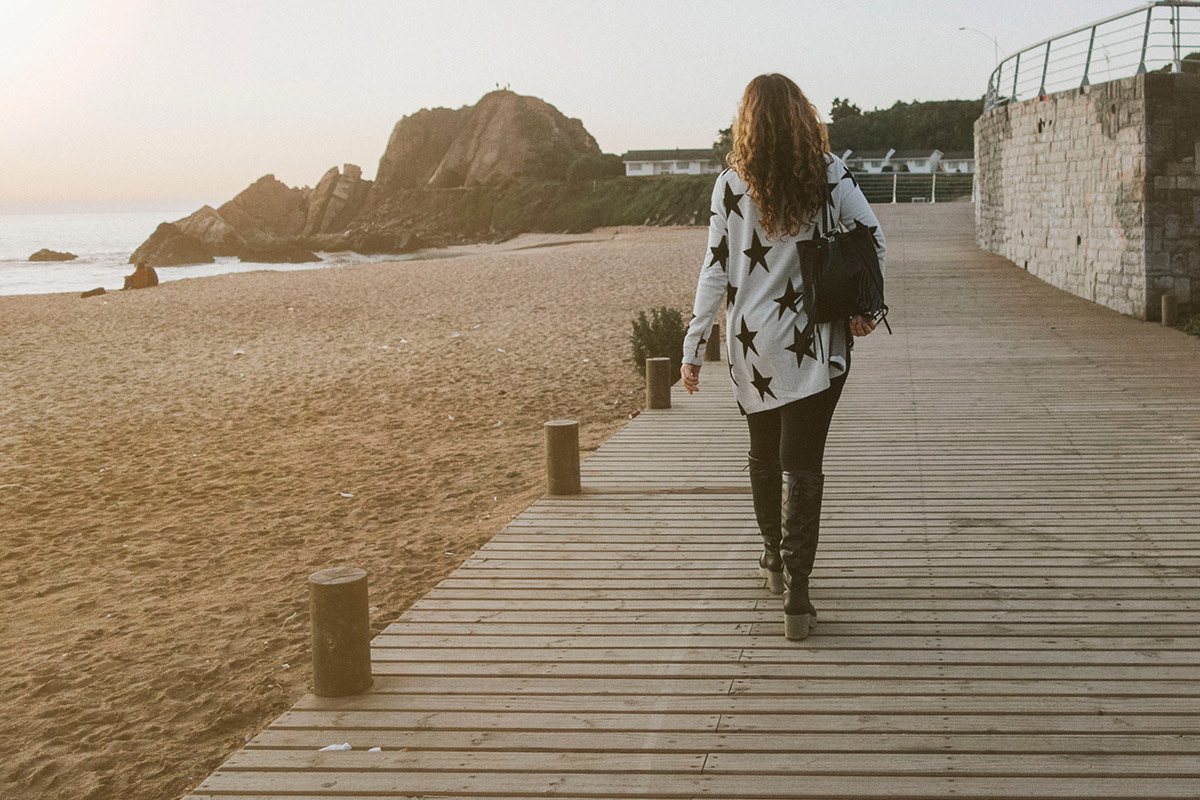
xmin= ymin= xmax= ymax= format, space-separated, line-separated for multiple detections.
xmin=645 ymin=356 xmax=670 ymax=363
xmin=544 ymin=419 xmax=578 ymax=428
xmin=309 ymin=566 xmax=367 ymax=585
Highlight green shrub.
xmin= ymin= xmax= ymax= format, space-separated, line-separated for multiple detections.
xmin=629 ymin=306 xmax=687 ymax=382
xmin=566 ymin=153 xmax=625 ymax=182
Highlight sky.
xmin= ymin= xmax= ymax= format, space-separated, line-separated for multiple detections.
xmin=0 ymin=0 xmax=1146 ymax=213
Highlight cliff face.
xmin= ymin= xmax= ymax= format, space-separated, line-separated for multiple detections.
xmin=372 ymin=90 xmax=600 ymax=194
xmin=373 ymin=107 xmax=468 ymax=193
xmin=132 ymin=90 xmax=606 ymax=264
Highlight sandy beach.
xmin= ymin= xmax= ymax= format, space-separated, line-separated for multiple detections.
xmin=0 ymin=226 xmax=705 ymax=800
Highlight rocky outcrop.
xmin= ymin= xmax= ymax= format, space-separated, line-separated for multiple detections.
xmin=132 ymin=90 xmax=608 ymax=261
xmin=29 ymin=248 xmax=77 ymax=261
xmin=303 ymin=165 xmax=370 ymax=235
xmin=373 ymin=107 xmax=469 ymax=192
xmin=123 ymin=262 xmax=159 ymax=289
xmin=372 ymin=90 xmax=599 ymax=194
xmin=129 ymin=223 xmax=215 ymax=266
xmin=172 ymin=205 xmax=245 ymax=256
xmin=81 ymin=287 xmax=105 ymax=298
xmin=216 ymin=175 xmax=309 ymax=243
xmin=427 ymin=91 xmax=599 ymax=188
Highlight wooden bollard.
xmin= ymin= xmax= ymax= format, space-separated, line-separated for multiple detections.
xmin=704 ymin=323 xmax=721 ymax=361
xmin=1162 ymin=295 xmax=1178 ymax=327
xmin=309 ymin=566 xmax=372 ymax=697
xmin=545 ymin=419 xmax=581 ymax=495
xmin=646 ymin=357 xmax=671 ymax=409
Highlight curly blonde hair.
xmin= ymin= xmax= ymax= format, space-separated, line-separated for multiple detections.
xmin=727 ymin=74 xmax=830 ymax=240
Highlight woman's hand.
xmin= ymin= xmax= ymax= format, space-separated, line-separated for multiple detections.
xmin=850 ymin=315 xmax=877 ymax=337
xmin=681 ymin=362 xmax=701 ymax=394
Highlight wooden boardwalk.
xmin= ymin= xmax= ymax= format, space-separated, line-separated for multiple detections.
xmin=186 ymin=205 xmax=1200 ymax=799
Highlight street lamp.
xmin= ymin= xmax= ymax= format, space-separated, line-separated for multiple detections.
xmin=959 ymin=26 xmax=1002 ymax=66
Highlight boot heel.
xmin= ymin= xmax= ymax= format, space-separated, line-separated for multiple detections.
xmin=761 ymin=567 xmax=784 ymax=595
xmin=785 ymin=612 xmax=813 ymax=641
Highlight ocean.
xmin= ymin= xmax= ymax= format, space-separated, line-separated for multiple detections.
xmin=0 ymin=210 xmax=398 ymax=297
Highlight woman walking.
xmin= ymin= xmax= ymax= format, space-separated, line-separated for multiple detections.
xmin=680 ymin=73 xmax=885 ymax=640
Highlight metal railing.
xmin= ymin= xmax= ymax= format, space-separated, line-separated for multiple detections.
xmin=984 ymin=2 xmax=1200 ymax=111
xmin=856 ymin=173 xmax=975 ymax=205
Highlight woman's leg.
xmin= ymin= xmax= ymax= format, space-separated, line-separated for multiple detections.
xmin=777 ymin=367 xmax=850 ymax=639
xmin=778 ymin=369 xmax=849 ymax=473
xmin=745 ymin=407 xmax=785 ymax=591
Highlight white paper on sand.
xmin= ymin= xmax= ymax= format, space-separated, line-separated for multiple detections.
xmin=319 ymin=743 xmax=352 ymax=751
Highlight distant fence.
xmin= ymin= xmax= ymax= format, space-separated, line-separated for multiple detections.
xmin=855 ymin=173 xmax=975 ymax=205
xmin=984 ymin=1 xmax=1200 ymax=111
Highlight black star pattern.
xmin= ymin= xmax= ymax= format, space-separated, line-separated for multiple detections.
xmin=728 ymin=361 xmax=738 ymax=387
xmin=771 ymin=277 xmax=802 ymax=320
xmin=723 ymin=184 xmax=744 ymax=219
xmin=735 ymin=317 xmax=759 ymax=358
xmin=743 ymin=230 xmax=771 ymax=275
xmin=784 ymin=324 xmax=817 ymax=367
xmin=750 ymin=365 xmax=776 ymax=402
xmin=708 ymin=235 xmax=729 ymax=270
xmin=840 ymin=166 xmax=859 ymax=187
xmin=726 ymin=282 xmax=737 ymax=306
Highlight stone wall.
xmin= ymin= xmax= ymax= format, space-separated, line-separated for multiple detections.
xmin=975 ymin=72 xmax=1200 ymax=319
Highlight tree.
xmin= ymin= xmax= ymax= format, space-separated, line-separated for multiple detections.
xmin=826 ymin=98 xmax=985 ymax=153
xmin=829 ymin=97 xmax=862 ymax=122
xmin=712 ymin=125 xmax=732 ymax=165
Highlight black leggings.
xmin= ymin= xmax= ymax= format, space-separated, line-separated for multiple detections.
xmin=745 ymin=363 xmax=849 ymax=474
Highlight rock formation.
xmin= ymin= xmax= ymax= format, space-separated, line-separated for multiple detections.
xmin=372 ymin=90 xmax=599 ymax=196
xmin=172 ymin=205 xmax=245 ymax=256
xmin=131 ymin=90 xmax=606 ymax=260
xmin=303 ymin=165 xmax=370 ymax=235
xmin=216 ymin=175 xmax=309 ymax=244
xmin=29 ymin=248 xmax=77 ymax=261
xmin=129 ymin=223 xmax=215 ymax=267
xmin=373 ymin=107 xmax=469 ymax=192
xmin=426 ymin=90 xmax=599 ymax=188
xmin=123 ymin=262 xmax=159 ymax=289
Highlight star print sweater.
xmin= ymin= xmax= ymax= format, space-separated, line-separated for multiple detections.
xmin=681 ymin=154 xmax=886 ymax=415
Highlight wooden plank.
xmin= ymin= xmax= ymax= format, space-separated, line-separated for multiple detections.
xmin=245 ymin=729 xmax=1200 ymax=754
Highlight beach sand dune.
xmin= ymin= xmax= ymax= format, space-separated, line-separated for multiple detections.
xmin=0 ymin=226 xmax=704 ymax=800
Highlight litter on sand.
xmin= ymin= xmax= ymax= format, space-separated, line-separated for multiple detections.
xmin=319 ymin=743 xmax=352 ymax=751
xmin=338 ymin=492 xmax=355 ymax=498
xmin=368 ymin=747 xmax=382 ymax=752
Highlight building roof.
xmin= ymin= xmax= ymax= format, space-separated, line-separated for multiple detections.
xmin=843 ymin=149 xmax=892 ymax=160
xmin=621 ymin=149 xmax=715 ymax=162
xmin=891 ymin=149 xmax=940 ymax=160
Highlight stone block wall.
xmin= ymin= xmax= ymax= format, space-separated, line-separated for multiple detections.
xmin=975 ymin=72 xmax=1200 ymax=319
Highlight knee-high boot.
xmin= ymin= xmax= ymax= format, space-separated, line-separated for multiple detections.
xmin=780 ymin=469 xmax=824 ymax=640
xmin=746 ymin=453 xmax=784 ymax=594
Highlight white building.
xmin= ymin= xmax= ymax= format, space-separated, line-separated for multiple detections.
xmin=621 ymin=149 xmax=722 ymax=177
xmin=842 ymin=148 xmax=975 ymax=174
